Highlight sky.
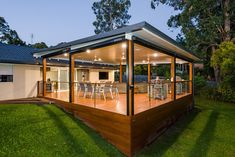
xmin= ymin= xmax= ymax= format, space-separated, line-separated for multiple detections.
xmin=0 ymin=0 xmax=180 ymax=46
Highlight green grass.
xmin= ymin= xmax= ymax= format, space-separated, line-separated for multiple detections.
xmin=137 ymin=97 xmax=235 ymax=157
xmin=0 ymin=97 xmax=235 ymax=157
xmin=0 ymin=104 xmax=124 ymax=157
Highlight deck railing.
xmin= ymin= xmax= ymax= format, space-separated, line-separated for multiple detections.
xmin=37 ymin=80 xmax=192 ymax=115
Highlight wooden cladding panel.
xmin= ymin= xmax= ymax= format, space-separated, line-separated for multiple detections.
xmin=131 ymin=95 xmax=193 ymax=154
xmin=73 ymin=105 xmax=131 ymax=155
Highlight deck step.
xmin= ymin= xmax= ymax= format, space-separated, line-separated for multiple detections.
xmin=0 ymin=98 xmax=51 ymax=105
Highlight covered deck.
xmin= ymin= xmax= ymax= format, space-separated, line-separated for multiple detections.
xmin=44 ymin=90 xmax=190 ymax=115
xmin=34 ymin=22 xmax=199 ymax=156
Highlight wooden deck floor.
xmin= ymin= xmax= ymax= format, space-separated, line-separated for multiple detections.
xmin=46 ymin=91 xmax=190 ymax=115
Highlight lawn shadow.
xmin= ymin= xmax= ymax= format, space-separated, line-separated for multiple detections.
xmin=40 ymin=105 xmax=87 ymax=155
xmin=41 ymin=105 xmax=123 ymax=157
xmin=137 ymin=107 xmax=201 ymax=156
xmin=189 ymin=111 xmax=218 ymax=157
xmin=63 ymin=110 xmax=124 ymax=156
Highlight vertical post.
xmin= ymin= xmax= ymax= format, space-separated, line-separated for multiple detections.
xmin=189 ymin=62 xmax=193 ymax=94
xmin=148 ymin=63 xmax=151 ymax=82
xmin=126 ymin=40 xmax=134 ymax=116
xmin=120 ymin=62 xmax=123 ymax=83
xmin=37 ymin=81 xmax=40 ymax=96
xmin=42 ymin=57 xmax=47 ymax=97
xmin=192 ymin=63 xmax=195 ymax=108
xmin=69 ymin=50 xmax=75 ymax=103
xmin=171 ymin=56 xmax=176 ymax=100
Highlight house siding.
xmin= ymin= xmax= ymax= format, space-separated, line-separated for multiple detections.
xmin=0 ymin=64 xmax=40 ymax=100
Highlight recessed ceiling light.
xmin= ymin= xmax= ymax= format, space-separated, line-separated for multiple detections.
xmin=98 ymin=58 xmax=102 ymax=61
xmin=86 ymin=49 xmax=91 ymax=53
xmin=142 ymin=60 xmax=146 ymax=63
xmin=63 ymin=53 xmax=68 ymax=57
xmin=153 ymin=53 xmax=158 ymax=57
xmin=122 ymin=43 xmax=127 ymax=48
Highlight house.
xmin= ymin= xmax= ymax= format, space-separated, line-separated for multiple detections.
xmin=0 ymin=43 xmax=40 ymax=100
xmin=34 ymin=21 xmax=200 ymax=156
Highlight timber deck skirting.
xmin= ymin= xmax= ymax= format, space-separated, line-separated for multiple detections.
xmin=37 ymin=94 xmax=193 ymax=156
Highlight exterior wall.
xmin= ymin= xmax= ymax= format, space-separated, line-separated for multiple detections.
xmin=42 ymin=67 xmax=115 ymax=84
xmin=0 ymin=64 xmax=40 ymax=100
xmin=89 ymin=69 xmax=115 ymax=83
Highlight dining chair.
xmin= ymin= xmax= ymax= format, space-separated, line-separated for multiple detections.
xmin=78 ymin=82 xmax=86 ymax=97
xmin=84 ymin=83 xmax=95 ymax=98
xmin=99 ymin=82 xmax=114 ymax=101
xmin=176 ymin=82 xmax=183 ymax=95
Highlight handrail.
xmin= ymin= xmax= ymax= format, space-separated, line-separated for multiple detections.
xmin=38 ymin=80 xmax=192 ymax=85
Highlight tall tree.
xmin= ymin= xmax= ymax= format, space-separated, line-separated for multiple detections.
xmin=29 ymin=42 xmax=48 ymax=49
xmin=151 ymin=0 xmax=235 ymax=83
xmin=92 ymin=0 xmax=131 ymax=34
xmin=0 ymin=17 xmax=25 ymax=46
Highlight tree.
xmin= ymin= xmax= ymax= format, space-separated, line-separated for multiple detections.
xmin=0 ymin=17 xmax=25 ymax=45
xmin=211 ymin=41 xmax=235 ymax=102
xmin=211 ymin=42 xmax=235 ymax=85
xmin=92 ymin=0 xmax=131 ymax=34
xmin=30 ymin=42 xmax=48 ymax=49
xmin=151 ymin=0 xmax=235 ymax=83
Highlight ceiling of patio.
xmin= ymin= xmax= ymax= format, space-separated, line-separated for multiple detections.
xmin=49 ymin=42 xmax=188 ymax=65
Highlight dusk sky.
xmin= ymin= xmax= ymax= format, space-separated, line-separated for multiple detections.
xmin=1 ymin=0 xmax=180 ymax=46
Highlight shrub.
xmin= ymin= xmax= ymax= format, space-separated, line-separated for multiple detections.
xmin=194 ymin=74 xmax=206 ymax=95
xmin=200 ymin=86 xmax=220 ymax=100
xmin=217 ymin=83 xmax=235 ymax=103
xmin=200 ymin=84 xmax=235 ymax=103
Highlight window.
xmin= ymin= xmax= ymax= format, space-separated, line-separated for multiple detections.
xmin=99 ymin=72 xmax=109 ymax=80
xmin=0 ymin=65 xmax=13 ymax=82
xmin=0 ymin=75 xmax=13 ymax=82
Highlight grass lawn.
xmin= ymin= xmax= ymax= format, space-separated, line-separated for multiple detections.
xmin=0 ymin=97 xmax=235 ymax=157
xmin=137 ymin=97 xmax=235 ymax=157
xmin=0 ymin=104 xmax=124 ymax=157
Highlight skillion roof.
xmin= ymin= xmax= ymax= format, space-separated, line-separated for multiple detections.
xmin=34 ymin=21 xmax=200 ymax=62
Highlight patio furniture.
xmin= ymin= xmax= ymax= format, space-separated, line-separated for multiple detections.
xmin=183 ymin=81 xmax=189 ymax=93
xmin=78 ymin=82 xmax=86 ymax=97
xmin=84 ymin=83 xmax=95 ymax=98
xmin=46 ymin=83 xmax=53 ymax=92
xmin=111 ymin=83 xmax=119 ymax=99
xmin=176 ymin=82 xmax=183 ymax=95
xmin=98 ymin=83 xmax=114 ymax=101
xmin=152 ymin=83 xmax=168 ymax=100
